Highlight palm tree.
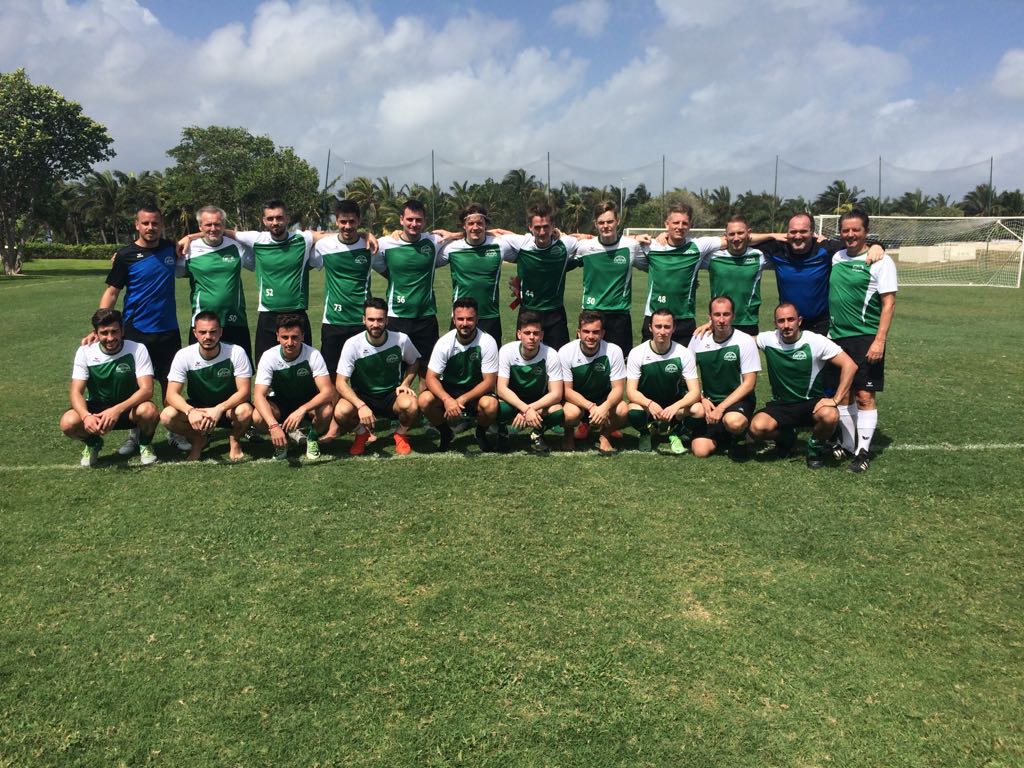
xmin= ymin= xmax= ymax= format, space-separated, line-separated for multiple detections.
xmin=961 ymin=183 xmax=996 ymax=216
xmin=895 ymin=189 xmax=934 ymax=216
xmin=813 ymin=180 xmax=862 ymax=215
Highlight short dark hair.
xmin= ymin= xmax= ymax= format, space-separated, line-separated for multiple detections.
xmin=593 ymin=200 xmax=618 ymax=219
xmin=839 ymin=208 xmax=869 ymax=230
xmin=452 ymin=297 xmax=478 ymax=313
xmin=517 ymin=310 xmax=542 ymax=330
xmin=709 ymin=295 xmax=734 ymax=313
xmin=527 ymin=201 xmax=555 ymax=221
xmin=577 ymin=310 xmax=604 ymax=328
xmin=726 ymin=214 xmax=750 ymax=227
xmin=651 ymin=308 xmax=675 ymax=322
xmin=364 ymin=297 xmax=388 ymax=313
xmin=788 ymin=212 xmax=814 ymax=230
xmin=774 ymin=302 xmax=800 ymax=318
xmin=91 ymin=308 xmax=122 ymax=330
xmin=335 ymin=199 xmax=361 ymax=218
xmin=402 ymin=199 xmax=427 ymax=216
xmin=135 ymin=205 xmax=162 ymax=220
xmin=665 ymin=203 xmax=694 ymax=220
xmin=193 ymin=310 xmax=221 ymax=326
xmin=459 ymin=202 xmax=489 ymax=224
xmin=263 ymin=199 xmax=288 ymax=215
xmin=275 ymin=313 xmax=304 ymax=332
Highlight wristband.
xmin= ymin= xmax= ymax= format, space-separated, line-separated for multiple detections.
xmin=269 ymin=423 xmax=281 ymax=430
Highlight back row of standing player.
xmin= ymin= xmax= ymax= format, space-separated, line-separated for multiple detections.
xmin=94 ymin=198 xmax=896 ymax=468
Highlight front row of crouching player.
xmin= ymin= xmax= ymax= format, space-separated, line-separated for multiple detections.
xmin=63 ymin=298 xmax=861 ymax=468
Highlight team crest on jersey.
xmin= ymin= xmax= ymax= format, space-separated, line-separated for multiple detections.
xmin=115 ymin=362 xmax=132 ymax=374
xmin=743 ymin=257 xmax=757 ymax=265
xmin=469 ymin=349 xmax=480 ymax=361
xmin=297 ymin=368 xmax=310 ymax=376
xmin=217 ymin=368 xmax=231 ymax=377
xmin=724 ymin=351 xmax=737 ymax=362
xmin=354 ymin=254 xmax=368 ymax=265
xmin=613 ymin=254 xmax=628 ymax=265
xmin=164 ymin=255 xmax=175 ymax=266
xmin=665 ymin=363 xmax=679 ymax=373
xmin=791 ymin=350 xmax=808 ymax=360
xmin=594 ymin=362 xmax=607 ymax=372
xmin=520 ymin=365 xmax=533 ymax=373
xmin=386 ymin=353 xmax=400 ymax=364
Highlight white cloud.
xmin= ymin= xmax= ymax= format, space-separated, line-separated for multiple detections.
xmin=992 ymin=48 xmax=1024 ymax=99
xmin=550 ymin=0 xmax=610 ymax=39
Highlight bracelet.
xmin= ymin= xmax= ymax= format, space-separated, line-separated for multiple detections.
xmin=269 ymin=423 xmax=281 ymax=430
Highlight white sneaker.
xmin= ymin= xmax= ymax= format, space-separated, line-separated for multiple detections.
xmin=305 ymin=438 xmax=321 ymax=461
xmin=81 ymin=440 xmax=102 ymax=467
xmin=167 ymin=432 xmax=192 ymax=452
xmin=117 ymin=427 xmax=140 ymax=456
xmin=288 ymin=428 xmax=306 ymax=444
xmin=139 ymin=444 xmax=159 ymax=465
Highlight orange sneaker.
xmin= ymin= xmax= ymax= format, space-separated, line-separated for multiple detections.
xmin=349 ymin=431 xmax=370 ymax=456
xmin=394 ymin=432 xmax=412 ymax=455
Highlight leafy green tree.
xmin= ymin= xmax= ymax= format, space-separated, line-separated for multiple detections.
xmin=0 ymin=69 xmax=114 ymax=273
xmin=734 ymin=190 xmax=781 ymax=231
xmin=960 ymin=183 xmax=996 ymax=216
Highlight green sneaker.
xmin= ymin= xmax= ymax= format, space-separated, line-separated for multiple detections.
xmin=139 ymin=444 xmax=158 ymax=465
xmin=637 ymin=433 xmax=652 ymax=452
xmin=80 ymin=439 xmax=102 ymax=467
xmin=305 ymin=438 xmax=321 ymax=461
xmin=668 ymin=434 xmax=687 ymax=455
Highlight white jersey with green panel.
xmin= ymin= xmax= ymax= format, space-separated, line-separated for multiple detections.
xmin=233 ymin=230 xmax=315 ymax=312
xmin=255 ymin=343 xmax=329 ymax=404
xmin=626 ymin=341 xmax=698 ymax=406
xmin=338 ymin=331 xmax=420 ymax=398
xmin=437 ymin=236 xmax=517 ymax=320
xmin=641 ymin=236 xmax=720 ymax=319
xmin=558 ymin=339 xmax=626 ymax=404
xmin=181 ymin=236 xmax=253 ymax=327
xmin=497 ymin=342 xmax=564 ymax=403
xmin=702 ymin=247 xmax=767 ymax=326
xmin=371 ymin=233 xmax=445 ymax=319
xmin=572 ymin=236 xmax=647 ymax=312
xmin=828 ymin=251 xmax=898 ymax=339
xmin=504 ymin=234 xmax=579 ymax=312
xmin=428 ymin=328 xmax=499 ymax=392
xmin=687 ymin=329 xmax=760 ymax=405
xmin=167 ymin=342 xmax=252 ymax=408
xmin=72 ymin=340 xmax=154 ymax=405
xmin=756 ymin=330 xmax=841 ymax=403
xmin=311 ymin=235 xmax=373 ymax=326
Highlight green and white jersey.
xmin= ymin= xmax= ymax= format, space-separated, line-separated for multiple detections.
xmin=72 ymin=340 xmax=153 ymax=404
xmin=702 ymin=247 xmax=767 ymax=326
xmin=371 ymin=233 xmax=445 ymax=319
xmin=497 ymin=341 xmax=564 ymax=403
xmin=427 ymin=328 xmax=499 ymax=392
xmin=437 ymin=235 xmax=517 ymax=319
xmin=181 ymin=236 xmax=253 ymax=327
xmin=255 ymin=343 xmax=329 ymax=403
xmin=167 ymin=342 xmax=252 ymax=408
xmin=572 ymin=236 xmax=647 ymax=312
xmin=626 ymin=340 xmax=698 ymax=406
xmin=338 ymin=330 xmax=420 ymax=398
xmin=756 ymin=330 xmax=841 ymax=403
xmin=311 ymin=235 xmax=373 ymax=326
xmin=641 ymin=236 xmax=720 ymax=319
xmin=687 ymin=329 xmax=760 ymax=404
xmin=558 ymin=339 xmax=626 ymax=404
xmin=504 ymin=234 xmax=579 ymax=312
xmin=828 ymin=251 xmax=898 ymax=339
xmin=233 ymin=230 xmax=315 ymax=312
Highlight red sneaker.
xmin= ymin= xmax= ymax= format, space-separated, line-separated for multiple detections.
xmin=349 ymin=431 xmax=370 ymax=456
xmin=574 ymin=422 xmax=590 ymax=440
xmin=394 ymin=433 xmax=412 ymax=455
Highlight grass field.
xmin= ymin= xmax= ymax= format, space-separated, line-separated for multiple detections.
xmin=1 ymin=258 xmax=1022 ymax=766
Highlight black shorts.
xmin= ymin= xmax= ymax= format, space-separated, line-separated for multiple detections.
xmin=449 ymin=316 xmax=502 ymax=346
xmin=189 ymin=325 xmax=252 ymax=366
xmin=124 ymin=326 xmax=180 ymax=381
xmin=828 ymin=334 xmax=885 ymax=392
xmin=600 ymin=311 xmax=633 ymax=356
xmin=520 ymin=306 xmax=569 ymax=350
xmin=757 ymin=399 xmax=818 ymax=430
xmin=321 ymin=323 xmax=364 ymax=376
xmin=691 ymin=397 xmax=755 ymax=441
xmin=733 ymin=323 xmax=759 ymax=336
xmin=86 ymin=400 xmax=136 ymax=431
xmin=184 ymin=399 xmax=233 ymax=429
xmin=359 ymin=390 xmax=399 ymax=418
xmin=387 ymin=315 xmax=437 ymax=363
xmin=642 ymin=316 xmax=696 ymax=347
xmin=268 ymin=397 xmax=315 ymax=421
xmin=255 ymin=311 xmax=312 ymax=364
xmin=802 ymin=312 xmax=830 ymax=336
xmin=440 ymin=385 xmax=490 ymax=417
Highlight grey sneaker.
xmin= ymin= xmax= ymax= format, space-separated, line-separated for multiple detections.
xmin=81 ymin=439 xmax=103 ymax=467
xmin=139 ymin=444 xmax=159 ymax=465
xmin=273 ymin=445 xmax=289 ymax=461
xmin=117 ymin=427 xmax=139 ymax=456
xmin=167 ymin=432 xmax=192 ymax=452
xmin=529 ymin=430 xmax=550 ymax=455
xmin=637 ymin=433 xmax=652 ymax=452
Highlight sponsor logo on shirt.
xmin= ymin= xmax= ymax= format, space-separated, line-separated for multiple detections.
xmin=164 ymin=255 xmax=175 ymax=266
xmin=743 ymin=257 xmax=757 ymax=265
xmin=115 ymin=362 xmax=132 ymax=373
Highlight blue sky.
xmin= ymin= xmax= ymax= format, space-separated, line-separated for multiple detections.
xmin=3 ymin=0 xmax=1024 ymax=199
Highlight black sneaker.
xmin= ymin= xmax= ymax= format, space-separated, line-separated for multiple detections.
xmin=776 ymin=427 xmax=797 ymax=458
xmin=728 ymin=440 xmax=750 ymax=462
xmin=827 ymin=439 xmax=850 ymax=461
xmin=474 ymin=425 xmax=494 ymax=453
xmin=438 ymin=423 xmax=454 ymax=451
xmin=529 ymin=429 xmax=550 ymax=455
xmin=806 ymin=454 xmax=825 ymax=469
xmin=496 ymin=425 xmax=511 ymax=453
xmin=848 ymin=450 xmax=871 ymax=473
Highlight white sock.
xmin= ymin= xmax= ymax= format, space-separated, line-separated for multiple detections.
xmin=856 ymin=409 xmax=877 ymax=455
xmin=838 ymin=404 xmax=858 ymax=452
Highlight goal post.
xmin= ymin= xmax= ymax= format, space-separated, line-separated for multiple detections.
xmin=816 ymin=215 xmax=1024 ymax=288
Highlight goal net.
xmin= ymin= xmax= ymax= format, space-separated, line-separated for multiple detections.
xmin=816 ymin=215 xmax=1024 ymax=288
xmin=624 ymin=228 xmax=724 ymax=239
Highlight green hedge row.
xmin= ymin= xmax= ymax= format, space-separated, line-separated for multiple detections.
xmin=23 ymin=242 xmax=119 ymax=260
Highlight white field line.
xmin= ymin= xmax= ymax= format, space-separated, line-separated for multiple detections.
xmin=1 ymin=442 xmax=1021 ymax=472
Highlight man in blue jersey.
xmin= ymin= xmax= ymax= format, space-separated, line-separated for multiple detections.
xmin=758 ymin=213 xmax=883 ymax=335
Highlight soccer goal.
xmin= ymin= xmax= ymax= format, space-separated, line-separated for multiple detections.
xmin=816 ymin=215 xmax=1024 ymax=288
